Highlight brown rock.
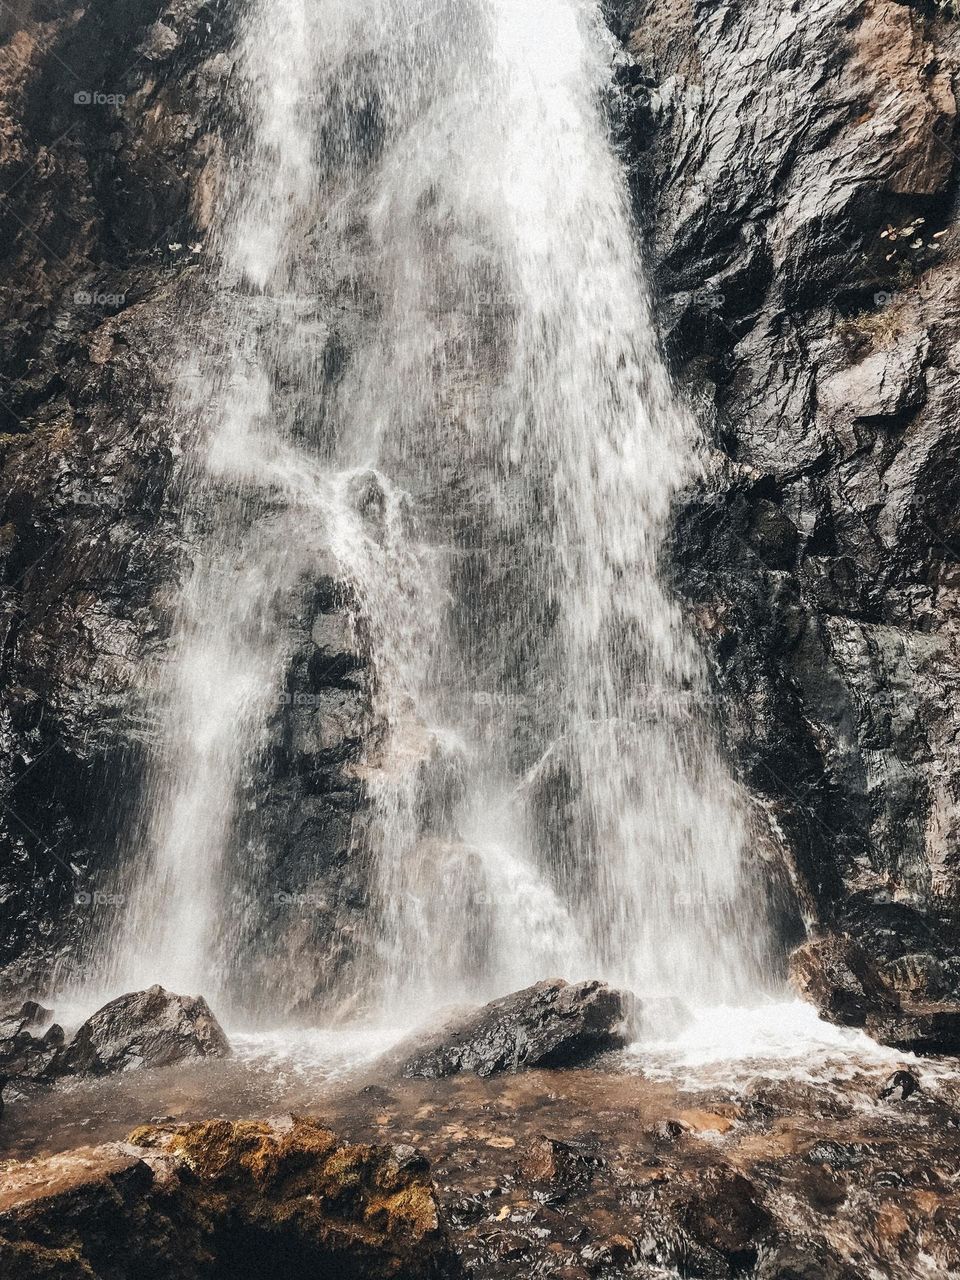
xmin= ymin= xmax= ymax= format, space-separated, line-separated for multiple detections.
xmin=868 ymin=1003 xmax=960 ymax=1056
xmin=789 ymin=934 xmax=898 ymax=1027
xmin=518 ymin=1135 xmax=603 ymax=1189
xmin=0 ymin=1118 xmax=456 ymax=1279
xmin=683 ymin=1167 xmax=772 ymax=1263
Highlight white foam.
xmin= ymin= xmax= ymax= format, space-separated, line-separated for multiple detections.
xmin=228 ymin=1025 xmax=407 ymax=1082
xmin=629 ymin=999 xmax=930 ymax=1087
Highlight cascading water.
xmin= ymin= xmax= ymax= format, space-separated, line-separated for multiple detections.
xmin=91 ymin=0 xmax=769 ymax=1023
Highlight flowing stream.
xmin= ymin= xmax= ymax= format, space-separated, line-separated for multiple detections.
xmin=90 ymin=0 xmax=770 ymax=1026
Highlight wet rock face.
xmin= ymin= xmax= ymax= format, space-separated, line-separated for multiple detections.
xmin=790 ymin=932 xmax=960 ymax=1052
xmin=1 ymin=0 xmax=959 ymax=1025
xmin=0 ymin=1118 xmax=456 ymax=1280
xmin=0 ymin=1004 xmax=63 ymax=1116
xmin=0 ymin=1 xmax=369 ymax=1005
xmin=57 ymin=984 xmax=230 ymax=1076
xmin=0 ymin=0 xmax=235 ymax=986
xmin=396 ymin=979 xmax=633 ymax=1079
xmin=608 ymin=0 xmax=960 ymax=983
xmin=789 ymin=934 xmax=898 ymax=1027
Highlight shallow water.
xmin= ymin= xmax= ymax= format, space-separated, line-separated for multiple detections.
xmin=2 ymin=999 xmax=948 ymax=1162
xmin=6 ymin=1024 xmax=960 ymax=1280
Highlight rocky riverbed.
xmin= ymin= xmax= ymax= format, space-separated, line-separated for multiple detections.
xmin=2 ymin=1029 xmax=958 ymax=1279
xmin=0 ymin=981 xmax=958 ymax=1278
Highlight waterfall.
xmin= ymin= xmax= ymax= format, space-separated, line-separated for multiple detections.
xmin=92 ymin=0 xmax=768 ymax=1021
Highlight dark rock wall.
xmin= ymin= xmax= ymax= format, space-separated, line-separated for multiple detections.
xmin=609 ymin=0 xmax=960 ymax=988
xmin=0 ymin=0 xmax=236 ymax=983
xmin=0 ymin=0 xmax=372 ymax=1007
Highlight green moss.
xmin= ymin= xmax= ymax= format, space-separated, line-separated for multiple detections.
xmin=0 ymin=1238 xmax=94 ymax=1280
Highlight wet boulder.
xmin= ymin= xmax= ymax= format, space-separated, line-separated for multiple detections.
xmin=518 ymin=1135 xmax=604 ymax=1193
xmin=58 ymin=985 xmax=230 ymax=1077
xmin=0 ymin=1003 xmax=64 ymax=1116
xmin=788 ymin=934 xmax=898 ymax=1027
xmin=790 ymin=934 xmax=960 ymax=1054
xmin=879 ymin=1069 xmax=921 ymax=1102
xmin=628 ymin=1163 xmax=774 ymax=1276
xmin=868 ymin=1004 xmax=960 ymax=1057
xmin=395 ymin=979 xmax=634 ymax=1079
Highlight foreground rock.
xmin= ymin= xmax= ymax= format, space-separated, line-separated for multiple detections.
xmin=396 ymin=979 xmax=633 ymax=1079
xmin=58 ymin=985 xmax=230 ymax=1076
xmin=791 ymin=933 xmax=960 ymax=1054
xmin=0 ymin=1117 xmax=456 ymax=1279
xmin=8 ymin=1057 xmax=960 ymax=1280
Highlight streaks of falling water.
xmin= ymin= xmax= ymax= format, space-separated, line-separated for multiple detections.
xmin=92 ymin=0 xmax=769 ymax=1023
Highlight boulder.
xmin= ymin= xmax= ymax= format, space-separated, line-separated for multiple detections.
xmin=0 ymin=1003 xmax=64 ymax=1116
xmin=0 ymin=1118 xmax=456 ymax=1280
xmin=868 ymin=1004 xmax=960 ymax=1057
xmin=788 ymin=934 xmax=898 ymax=1027
xmin=0 ymin=1003 xmax=52 ymax=1037
xmin=790 ymin=934 xmax=960 ymax=1054
xmin=395 ymin=979 xmax=633 ymax=1079
xmin=879 ymin=1069 xmax=920 ymax=1102
xmin=57 ymin=986 xmax=230 ymax=1076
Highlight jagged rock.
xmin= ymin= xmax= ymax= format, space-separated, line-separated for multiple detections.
xmin=791 ymin=932 xmax=960 ymax=1054
xmin=879 ymin=951 xmax=960 ymax=1003
xmin=0 ymin=1003 xmax=51 ymax=1036
xmin=0 ymin=1118 xmax=456 ymax=1279
xmin=608 ymin=0 xmax=960 ymax=993
xmin=517 ymin=1135 xmax=604 ymax=1189
xmin=681 ymin=1167 xmax=772 ymax=1267
xmin=0 ymin=0 xmax=368 ymax=1017
xmin=56 ymin=985 xmax=230 ymax=1077
xmin=0 ymin=1003 xmax=64 ymax=1117
xmin=880 ymin=1068 xmax=921 ymax=1102
xmin=868 ymin=1004 xmax=960 ymax=1056
xmin=395 ymin=979 xmax=633 ymax=1079
xmin=789 ymin=934 xmax=899 ymax=1027
xmin=0 ymin=1024 xmax=64 ymax=1082
xmin=627 ymin=1163 xmax=773 ymax=1276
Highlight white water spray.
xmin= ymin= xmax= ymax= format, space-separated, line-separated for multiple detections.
xmin=93 ymin=0 xmax=768 ymax=1020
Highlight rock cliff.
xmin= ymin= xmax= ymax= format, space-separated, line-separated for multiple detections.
xmin=609 ymin=0 xmax=960 ymax=1001
xmin=0 ymin=0 xmax=365 ymax=1004
xmin=1 ymin=0 xmax=959 ymax=1016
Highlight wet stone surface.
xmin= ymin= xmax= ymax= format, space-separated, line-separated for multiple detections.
xmin=2 ymin=1046 xmax=960 ymax=1278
